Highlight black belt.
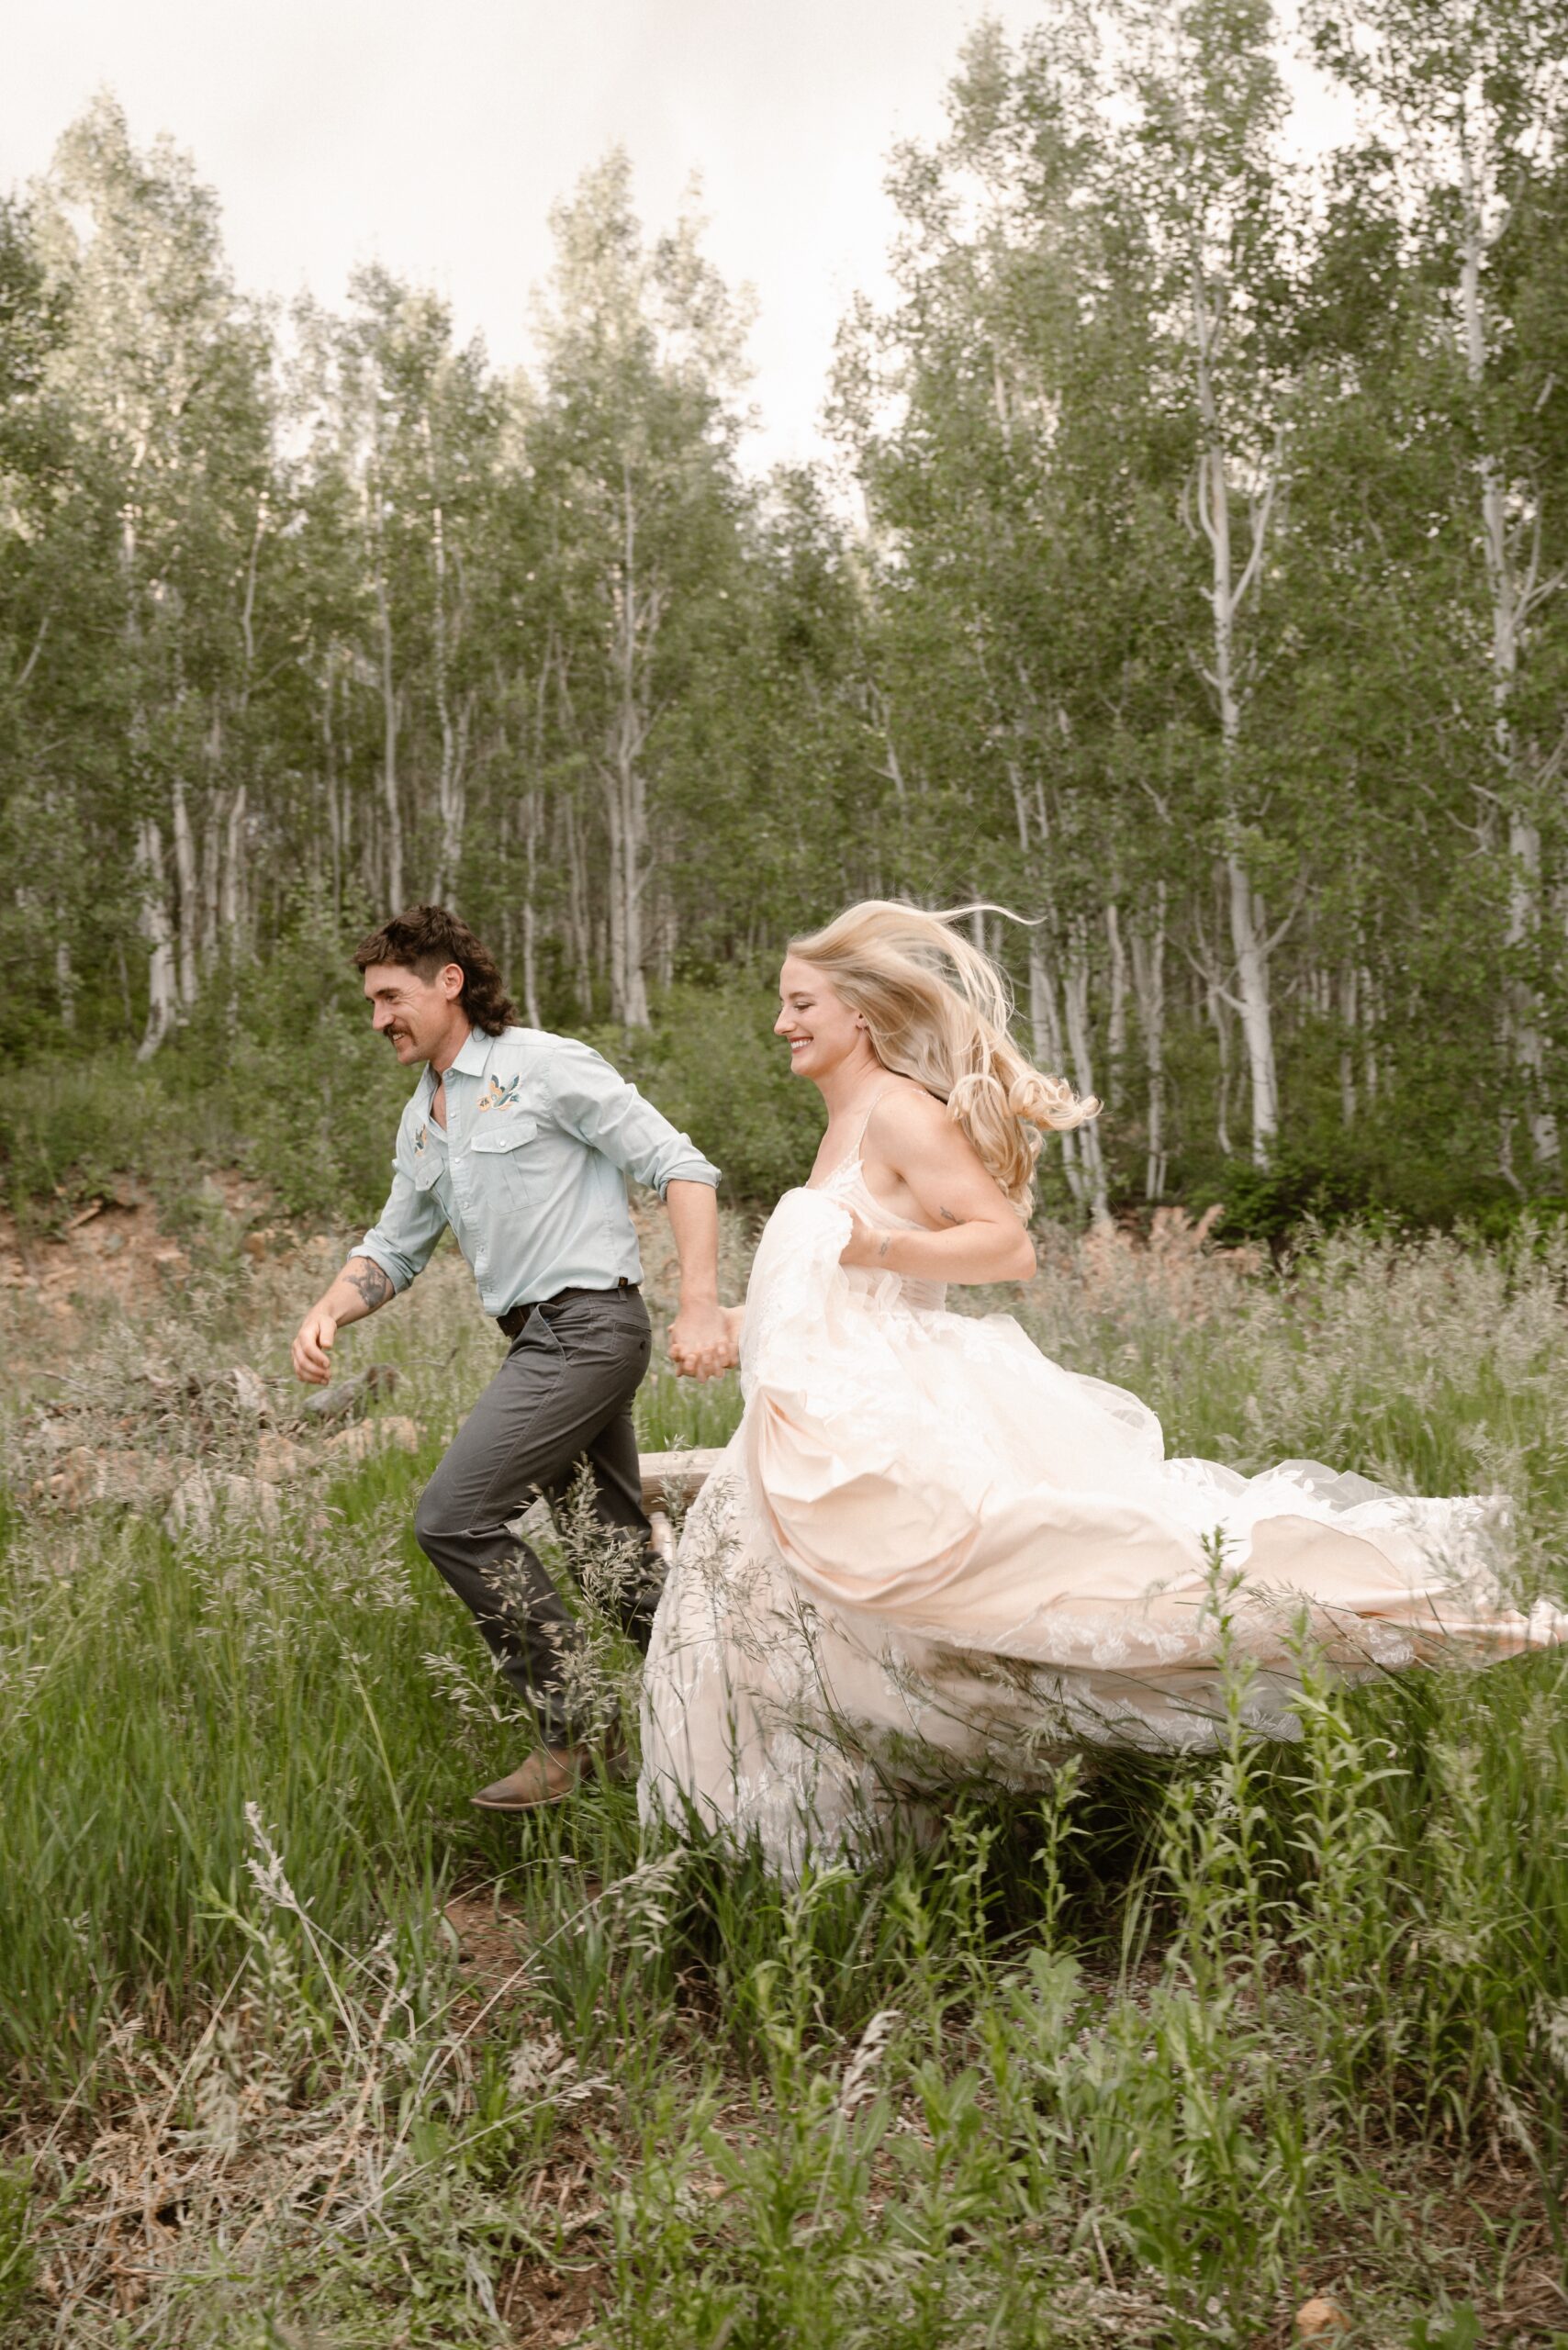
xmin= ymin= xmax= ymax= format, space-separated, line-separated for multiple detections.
xmin=497 ymin=1277 xmax=638 ymax=1340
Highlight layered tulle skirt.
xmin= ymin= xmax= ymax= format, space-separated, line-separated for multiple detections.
xmin=640 ymin=1191 xmax=1562 ymax=1873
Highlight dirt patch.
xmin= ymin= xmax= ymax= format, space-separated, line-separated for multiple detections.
xmin=499 ymin=2250 xmax=605 ymax=2346
xmin=0 ymin=1181 xmax=188 ymax=1322
xmin=442 ymin=1891 xmax=534 ymax=2004
xmin=0 ymin=1169 xmax=288 ymax=1326
xmin=0 ymin=1181 xmax=689 ymax=1370
xmin=438 ymin=1893 xmax=614 ymax=2344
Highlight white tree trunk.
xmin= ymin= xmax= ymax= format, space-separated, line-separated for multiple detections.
xmin=1062 ymin=936 xmax=1112 ymax=1226
xmin=172 ymin=776 xmax=198 ymax=1010
xmin=1192 ymin=244 xmax=1281 ymax=1166
xmin=562 ymin=797 xmax=594 ymax=1020
xmin=1458 ymin=137 xmax=1558 ymax=1170
xmin=1105 ymin=901 xmax=1128 ymax=1083
xmin=1338 ymin=964 xmax=1358 ymax=1128
xmin=1361 ymin=967 xmax=1380 ymax=1106
xmin=1505 ymin=815 xmax=1555 ymax=1158
xmin=221 ymin=784 xmax=247 ymax=946
xmin=653 ymin=886 xmax=676 ymax=993
xmin=1130 ymin=888 xmax=1168 ymax=1201
xmin=428 ymin=483 xmax=467 ymax=902
xmin=1028 ymin=934 xmax=1091 ymax=1216
xmin=55 ymin=933 xmax=76 ymax=1030
xmin=199 ymin=794 xmax=220 ymax=971
xmin=601 ymin=478 xmax=656 ymax=1028
xmin=435 ymin=693 xmax=469 ymax=906
xmin=519 ymin=788 xmax=543 ymax=1029
xmin=135 ymin=817 xmax=177 ymax=1060
xmin=372 ymin=532 xmax=402 ymax=912
xmin=604 ymin=767 xmax=651 ymax=1026
xmin=1206 ymin=980 xmax=1234 ymax=1159
xmin=1227 ymin=856 xmax=1279 ymax=1158
xmin=323 ymin=657 xmax=343 ymax=913
xmin=231 ymin=497 xmax=263 ymax=945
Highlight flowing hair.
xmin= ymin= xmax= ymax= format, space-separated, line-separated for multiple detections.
xmin=788 ymin=900 xmax=1099 ymax=1215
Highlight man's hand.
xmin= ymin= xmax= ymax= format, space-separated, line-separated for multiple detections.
xmin=290 ymin=1256 xmax=395 ymax=1384
xmin=292 ymin=1304 xmax=339 ymax=1385
xmin=663 ymin=1181 xmax=732 ymax=1380
xmin=669 ymin=1299 xmax=735 ymax=1381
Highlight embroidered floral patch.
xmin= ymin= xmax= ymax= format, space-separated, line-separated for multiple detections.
xmin=476 ymin=1073 xmax=522 ymax=1113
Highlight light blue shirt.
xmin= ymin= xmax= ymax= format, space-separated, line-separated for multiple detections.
xmin=355 ymin=1024 xmax=720 ymax=1317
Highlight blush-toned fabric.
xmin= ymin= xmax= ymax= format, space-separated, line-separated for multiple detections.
xmin=639 ymin=1159 xmax=1565 ymax=1876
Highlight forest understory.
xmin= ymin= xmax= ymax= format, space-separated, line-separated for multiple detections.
xmin=6 ymin=0 xmax=1568 ymax=1230
xmin=6 ymin=0 xmax=1568 ymax=2336
xmin=3 ymin=1181 xmax=1568 ymax=2348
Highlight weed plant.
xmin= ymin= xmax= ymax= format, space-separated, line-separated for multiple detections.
xmin=2 ymin=1214 xmax=1568 ymax=2344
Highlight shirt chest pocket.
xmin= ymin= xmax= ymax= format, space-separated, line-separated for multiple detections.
xmin=410 ymin=1131 xmax=446 ymax=1196
xmin=468 ymin=1111 xmax=542 ymax=1203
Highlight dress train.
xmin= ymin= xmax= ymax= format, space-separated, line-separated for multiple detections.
xmin=640 ymin=1166 xmax=1562 ymax=1874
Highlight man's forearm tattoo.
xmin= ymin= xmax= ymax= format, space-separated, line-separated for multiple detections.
xmin=345 ymin=1259 xmax=394 ymax=1313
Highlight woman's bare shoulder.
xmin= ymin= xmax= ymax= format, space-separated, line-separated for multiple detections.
xmin=867 ymin=1079 xmax=952 ymax=1148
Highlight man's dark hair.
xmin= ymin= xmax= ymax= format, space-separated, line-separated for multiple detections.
xmin=353 ymin=905 xmax=520 ymax=1036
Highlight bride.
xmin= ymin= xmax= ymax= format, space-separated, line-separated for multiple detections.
xmin=639 ymin=901 xmax=1562 ymax=1873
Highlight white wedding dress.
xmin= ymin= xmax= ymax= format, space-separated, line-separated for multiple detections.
xmin=639 ymin=1147 xmax=1563 ymax=1875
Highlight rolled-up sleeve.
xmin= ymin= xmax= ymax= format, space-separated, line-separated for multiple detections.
xmin=355 ymin=1154 xmax=447 ymax=1292
xmin=549 ymin=1040 xmax=720 ymax=1197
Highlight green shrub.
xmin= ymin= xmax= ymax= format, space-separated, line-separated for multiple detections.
xmin=0 ymin=2165 xmax=34 ymax=2337
xmin=0 ymin=1055 xmax=182 ymax=1214
xmin=1208 ymin=1144 xmax=1378 ymax=1254
xmin=586 ymin=978 xmax=823 ymax=1205
xmin=0 ymin=902 xmax=413 ymax=1228
xmin=174 ymin=902 xmax=410 ymax=1225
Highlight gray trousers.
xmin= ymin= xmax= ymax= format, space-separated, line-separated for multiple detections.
xmin=414 ymin=1288 xmax=662 ymax=1741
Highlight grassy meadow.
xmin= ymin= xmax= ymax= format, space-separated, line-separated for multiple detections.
xmin=3 ymin=1200 xmax=1568 ymax=2346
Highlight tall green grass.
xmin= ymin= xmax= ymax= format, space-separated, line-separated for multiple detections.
xmin=3 ymin=1223 xmax=1568 ymax=2344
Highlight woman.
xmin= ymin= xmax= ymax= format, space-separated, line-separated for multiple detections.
xmin=639 ymin=902 xmax=1562 ymax=1874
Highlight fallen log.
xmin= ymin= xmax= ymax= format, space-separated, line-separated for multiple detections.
xmin=301 ymin=1363 xmax=400 ymax=1426
xmin=639 ymin=1447 xmax=725 ymax=1516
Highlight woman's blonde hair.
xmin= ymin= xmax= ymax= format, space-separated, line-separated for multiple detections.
xmin=788 ymin=900 xmax=1099 ymax=1215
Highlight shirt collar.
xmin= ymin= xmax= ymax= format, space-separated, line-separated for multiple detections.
xmin=448 ymin=1026 xmax=491 ymax=1080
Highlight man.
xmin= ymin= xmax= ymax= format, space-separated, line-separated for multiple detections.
xmin=289 ymin=904 xmax=731 ymax=1809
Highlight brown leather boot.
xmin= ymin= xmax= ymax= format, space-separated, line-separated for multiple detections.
xmin=471 ymin=1747 xmax=585 ymax=1810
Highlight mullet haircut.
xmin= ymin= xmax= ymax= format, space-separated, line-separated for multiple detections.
xmin=353 ymin=904 xmax=520 ymax=1037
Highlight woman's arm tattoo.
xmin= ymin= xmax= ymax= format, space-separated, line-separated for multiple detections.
xmin=346 ymin=1259 xmax=394 ymax=1313
xmin=938 ymin=1205 xmax=960 ymax=1225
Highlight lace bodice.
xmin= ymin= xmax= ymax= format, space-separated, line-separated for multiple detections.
xmin=809 ymin=1150 xmax=948 ymax=1316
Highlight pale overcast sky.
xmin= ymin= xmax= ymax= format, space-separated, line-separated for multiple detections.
xmin=5 ymin=0 xmax=1351 ymax=471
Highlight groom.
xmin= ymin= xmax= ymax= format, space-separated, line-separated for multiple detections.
xmin=289 ymin=904 xmax=730 ymax=1809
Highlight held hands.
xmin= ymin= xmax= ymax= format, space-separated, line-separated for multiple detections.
xmin=291 ymin=1306 xmax=339 ymax=1385
xmin=669 ymin=1299 xmax=739 ymax=1382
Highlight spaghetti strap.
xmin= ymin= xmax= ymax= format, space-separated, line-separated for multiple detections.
xmin=804 ymin=1084 xmax=901 ymax=1197
xmin=853 ymin=1083 xmax=897 ymax=1154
